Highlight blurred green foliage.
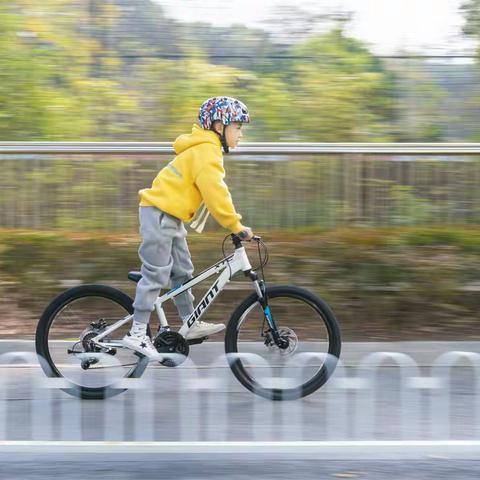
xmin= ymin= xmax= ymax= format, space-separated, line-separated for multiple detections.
xmin=0 ymin=0 xmax=140 ymax=140
xmin=0 ymin=0 xmax=453 ymax=142
xmin=462 ymin=0 xmax=480 ymax=39
xmin=1 ymin=226 xmax=480 ymax=340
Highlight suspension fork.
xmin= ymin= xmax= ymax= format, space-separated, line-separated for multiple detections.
xmin=246 ymin=270 xmax=283 ymax=345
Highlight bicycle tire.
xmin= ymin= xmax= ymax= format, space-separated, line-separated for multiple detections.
xmin=225 ymin=285 xmax=341 ymax=400
xmin=35 ymin=284 xmax=150 ymax=400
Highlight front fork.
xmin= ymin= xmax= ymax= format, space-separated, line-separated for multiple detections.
xmin=246 ymin=270 xmax=286 ymax=348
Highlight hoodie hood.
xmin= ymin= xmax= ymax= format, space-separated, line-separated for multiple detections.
xmin=173 ymin=124 xmax=221 ymax=155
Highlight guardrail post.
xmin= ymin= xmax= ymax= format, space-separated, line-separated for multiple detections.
xmin=431 ymin=351 xmax=480 ymax=440
xmin=356 ymin=352 xmax=421 ymax=440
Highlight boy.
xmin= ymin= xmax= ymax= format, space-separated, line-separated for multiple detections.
xmin=123 ymin=96 xmax=254 ymax=359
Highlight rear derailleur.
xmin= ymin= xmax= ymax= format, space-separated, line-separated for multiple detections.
xmin=67 ymin=319 xmax=117 ymax=370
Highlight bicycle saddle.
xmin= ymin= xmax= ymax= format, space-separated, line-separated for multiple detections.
xmin=128 ymin=271 xmax=142 ymax=283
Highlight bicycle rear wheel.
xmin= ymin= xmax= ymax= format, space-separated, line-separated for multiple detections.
xmin=225 ymin=285 xmax=341 ymax=400
xmin=35 ymin=284 xmax=150 ymax=399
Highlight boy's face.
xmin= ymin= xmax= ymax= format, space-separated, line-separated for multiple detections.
xmin=225 ymin=122 xmax=244 ymax=149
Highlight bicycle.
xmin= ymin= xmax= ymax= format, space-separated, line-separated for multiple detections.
xmin=35 ymin=234 xmax=341 ymax=401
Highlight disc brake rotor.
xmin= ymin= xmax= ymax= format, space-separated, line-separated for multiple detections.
xmin=266 ymin=327 xmax=298 ymax=356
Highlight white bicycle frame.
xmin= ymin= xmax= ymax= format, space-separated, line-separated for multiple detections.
xmin=92 ymin=244 xmax=262 ymax=349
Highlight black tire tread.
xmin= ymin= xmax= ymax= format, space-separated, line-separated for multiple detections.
xmin=225 ymin=285 xmax=341 ymax=400
xmin=35 ymin=284 xmax=138 ymax=400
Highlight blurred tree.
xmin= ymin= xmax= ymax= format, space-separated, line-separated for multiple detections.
xmin=132 ymin=30 xmax=398 ymax=143
xmin=385 ymin=58 xmax=446 ymax=142
xmin=285 ymin=29 xmax=397 ymax=141
xmin=461 ymin=0 xmax=480 ymax=40
xmin=0 ymin=0 xmax=139 ymax=140
xmin=135 ymin=56 xmax=256 ymax=139
xmin=0 ymin=0 xmax=460 ymax=142
xmin=460 ymin=0 xmax=480 ymax=141
xmin=0 ymin=2 xmax=60 ymax=140
xmin=178 ymin=23 xmax=277 ymax=74
xmin=89 ymin=0 xmax=184 ymax=60
xmin=262 ymin=3 xmax=352 ymax=44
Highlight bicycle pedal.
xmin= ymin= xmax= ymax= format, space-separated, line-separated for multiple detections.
xmin=187 ymin=336 xmax=208 ymax=345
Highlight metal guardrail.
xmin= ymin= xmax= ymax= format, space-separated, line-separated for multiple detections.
xmin=1 ymin=142 xmax=480 ymax=155
xmin=1 ymin=350 xmax=480 ymax=447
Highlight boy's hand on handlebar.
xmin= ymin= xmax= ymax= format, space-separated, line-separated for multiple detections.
xmin=237 ymin=227 xmax=254 ymax=241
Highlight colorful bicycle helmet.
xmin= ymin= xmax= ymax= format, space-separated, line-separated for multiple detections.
xmin=199 ymin=96 xmax=250 ymax=129
xmin=198 ymin=96 xmax=250 ymax=153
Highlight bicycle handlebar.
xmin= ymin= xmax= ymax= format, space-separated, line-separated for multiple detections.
xmin=231 ymin=233 xmax=262 ymax=246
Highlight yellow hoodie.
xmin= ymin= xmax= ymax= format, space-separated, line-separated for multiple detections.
xmin=139 ymin=124 xmax=245 ymax=234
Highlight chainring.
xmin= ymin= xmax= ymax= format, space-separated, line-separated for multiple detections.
xmin=154 ymin=331 xmax=190 ymax=367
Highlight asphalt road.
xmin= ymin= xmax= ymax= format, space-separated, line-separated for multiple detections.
xmin=0 ymin=454 xmax=479 ymax=480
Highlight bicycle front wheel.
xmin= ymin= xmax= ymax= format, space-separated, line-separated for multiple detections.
xmin=35 ymin=284 xmax=150 ymax=400
xmin=225 ymin=285 xmax=341 ymax=400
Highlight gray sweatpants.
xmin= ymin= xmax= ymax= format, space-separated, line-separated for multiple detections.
xmin=132 ymin=206 xmax=195 ymax=324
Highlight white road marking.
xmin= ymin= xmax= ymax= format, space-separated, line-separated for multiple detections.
xmin=0 ymin=440 xmax=479 ymax=459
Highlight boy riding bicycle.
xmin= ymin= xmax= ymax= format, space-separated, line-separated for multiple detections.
xmin=122 ymin=97 xmax=254 ymax=359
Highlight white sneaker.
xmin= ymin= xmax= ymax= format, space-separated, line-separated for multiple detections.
xmin=122 ymin=332 xmax=162 ymax=360
xmin=185 ymin=321 xmax=225 ymax=340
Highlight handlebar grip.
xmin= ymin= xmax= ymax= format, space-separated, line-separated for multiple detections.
xmin=239 ymin=233 xmax=262 ymax=242
xmin=232 ymin=232 xmax=262 ymax=243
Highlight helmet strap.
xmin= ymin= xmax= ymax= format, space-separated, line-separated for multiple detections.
xmin=220 ymin=128 xmax=229 ymax=154
xmin=211 ymin=124 xmax=229 ymax=154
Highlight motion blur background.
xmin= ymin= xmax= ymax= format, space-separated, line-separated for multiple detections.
xmin=1 ymin=0 xmax=480 ymax=341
